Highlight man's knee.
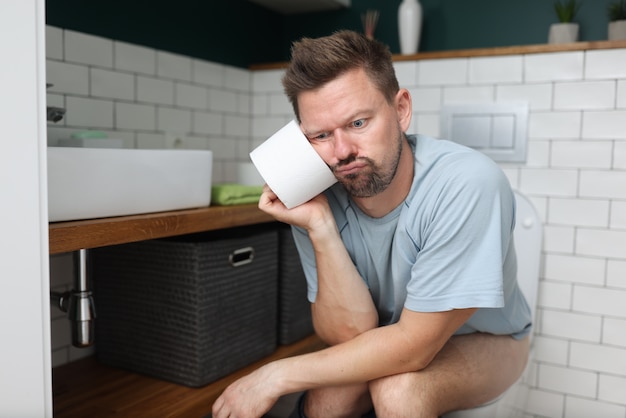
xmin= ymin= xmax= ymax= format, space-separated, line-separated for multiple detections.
xmin=369 ymin=372 xmax=435 ymax=417
xmin=301 ymin=385 xmax=373 ymax=418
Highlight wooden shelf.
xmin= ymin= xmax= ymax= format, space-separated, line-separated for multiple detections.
xmin=249 ymin=39 xmax=626 ymax=70
xmin=49 ymin=204 xmax=275 ymax=255
xmin=53 ymin=334 xmax=326 ymax=418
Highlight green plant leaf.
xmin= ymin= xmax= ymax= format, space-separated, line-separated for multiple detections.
xmin=554 ymin=0 xmax=581 ymax=23
xmin=608 ymin=0 xmax=626 ymax=21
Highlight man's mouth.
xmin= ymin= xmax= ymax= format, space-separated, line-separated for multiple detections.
xmin=334 ymin=161 xmax=368 ymax=177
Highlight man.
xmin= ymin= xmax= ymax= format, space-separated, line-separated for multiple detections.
xmin=212 ymin=30 xmax=531 ymax=418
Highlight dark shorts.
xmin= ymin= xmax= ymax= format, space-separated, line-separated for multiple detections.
xmin=289 ymin=392 xmax=376 ymax=418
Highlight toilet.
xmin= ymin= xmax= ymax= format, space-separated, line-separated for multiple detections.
xmin=442 ymin=190 xmax=542 ymax=418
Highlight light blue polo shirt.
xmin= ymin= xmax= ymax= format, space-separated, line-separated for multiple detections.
xmin=292 ymin=134 xmax=532 ymax=340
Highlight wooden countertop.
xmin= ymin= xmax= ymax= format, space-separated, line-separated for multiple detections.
xmin=249 ymin=39 xmax=626 ymax=70
xmin=49 ymin=204 xmax=275 ymax=254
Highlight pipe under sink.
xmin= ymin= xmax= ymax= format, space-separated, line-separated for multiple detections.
xmin=51 ymin=249 xmax=96 ymax=348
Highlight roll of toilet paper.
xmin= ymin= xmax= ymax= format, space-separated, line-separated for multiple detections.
xmin=250 ymin=120 xmax=337 ymax=209
xmin=237 ymin=162 xmax=264 ymax=186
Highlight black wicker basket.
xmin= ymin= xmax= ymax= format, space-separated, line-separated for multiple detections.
xmin=277 ymin=225 xmax=314 ymax=345
xmin=92 ymin=225 xmax=278 ymax=387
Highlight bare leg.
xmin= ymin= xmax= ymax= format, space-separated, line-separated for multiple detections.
xmin=369 ymin=333 xmax=529 ymax=418
xmin=296 ymin=333 xmax=528 ymax=418
xmin=303 ymin=383 xmax=373 ymax=418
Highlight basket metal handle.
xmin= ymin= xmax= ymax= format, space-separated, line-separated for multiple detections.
xmin=229 ymin=246 xmax=255 ymax=267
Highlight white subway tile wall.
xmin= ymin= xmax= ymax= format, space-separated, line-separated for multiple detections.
xmin=46 ymin=25 xmax=626 ymax=416
xmin=64 ymin=30 xmax=113 ymax=68
xmin=46 ymin=26 xmax=254 ymax=185
xmin=585 ymin=49 xmax=626 ymax=80
xmin=524 ymin=52 xmax=584 ymax=82
xmin=469 ymin=55 xmax=524 ymax=84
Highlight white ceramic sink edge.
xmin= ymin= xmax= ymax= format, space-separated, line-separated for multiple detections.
xmin=48 ymin=147 xmax=213 ymax=222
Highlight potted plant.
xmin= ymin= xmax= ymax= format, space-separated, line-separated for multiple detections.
xmin=608 ymin=0 xmax=626 ymax=40
xmin=548 ymin=0 xmax=581 ymax=44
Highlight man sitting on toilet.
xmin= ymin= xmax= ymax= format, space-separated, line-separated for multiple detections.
xmin=212 ymin=30 xmax=532 ymax=418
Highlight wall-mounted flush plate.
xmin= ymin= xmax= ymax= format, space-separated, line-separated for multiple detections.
xmin=440 ymin=102 xmax=529 ymax=163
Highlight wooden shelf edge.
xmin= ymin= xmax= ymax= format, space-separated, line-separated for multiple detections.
xmin=53 ymin=334 xmax=326 ymax=417
xmin=49 ymin=204 xmax=275 ymax=254
xmin=249 ymin=40 xmax=626 ymax=70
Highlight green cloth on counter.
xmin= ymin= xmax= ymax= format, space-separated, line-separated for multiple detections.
xmin=71 ymin=130 xmax=108 ymax=139
xmin=211 ymin=183 xmax=264 ymax=205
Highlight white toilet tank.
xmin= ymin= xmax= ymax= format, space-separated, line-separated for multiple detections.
xmin=512 ymin=190 xmax=542 ymax=327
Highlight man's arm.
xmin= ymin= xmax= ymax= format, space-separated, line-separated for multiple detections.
xmin=212 ymin=307 xmax=476 ymax=418
xmin=306 ymin=211 xmax=378 ymax=344
xmin=258 ymin=187 xmax=378 ymax=345
xmin=277 ymin=307 xmax=476 ymax=388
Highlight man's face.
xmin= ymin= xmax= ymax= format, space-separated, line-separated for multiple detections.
xmin=298 ymin=68 xmax=407 ymax=198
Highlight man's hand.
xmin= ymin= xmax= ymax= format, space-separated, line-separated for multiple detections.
xmin=211 ymin=363 xmax=281 ymax=418
xmin=258 ymin=185 xmax=333 ymax=234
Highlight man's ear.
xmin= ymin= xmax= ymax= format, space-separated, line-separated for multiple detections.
xmin=395 ymin=88 xmax=412 ymax=132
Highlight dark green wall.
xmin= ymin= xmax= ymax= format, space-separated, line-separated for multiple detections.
xmin=280 ymin=0 xmax=617 ymax=60
xmin=46 ymin=0 xmax=618 ymax=68
xmin=45 ymin=0 xmax=282 ymax=68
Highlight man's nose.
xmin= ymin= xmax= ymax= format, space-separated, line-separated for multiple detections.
xmin=333 ymin=129 xmax=357 ymax=161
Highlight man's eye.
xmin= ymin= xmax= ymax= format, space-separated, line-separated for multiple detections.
xmin=313 ymin=133 xmax=329 ymax=141
xmin=352 ymin=119 xmax=365 ymax=128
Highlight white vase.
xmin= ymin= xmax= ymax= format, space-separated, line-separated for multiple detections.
xmin=398 ymin=0 xmax=422 ymax=55
xmin=548 ymin=23 xmax=579 ymax=44
xmin=608 ymin=20 xmax=626 ymax=41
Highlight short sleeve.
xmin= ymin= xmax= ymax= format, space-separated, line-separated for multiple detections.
xmin=404 ymin=151 xmax=515 ymax=313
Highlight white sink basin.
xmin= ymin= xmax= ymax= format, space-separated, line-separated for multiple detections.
xmin=48 ymin=147 xmax=213 ymax=222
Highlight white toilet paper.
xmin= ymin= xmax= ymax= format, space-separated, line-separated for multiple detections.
xmin=250 ymin=120 xmax=337 ymax=209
